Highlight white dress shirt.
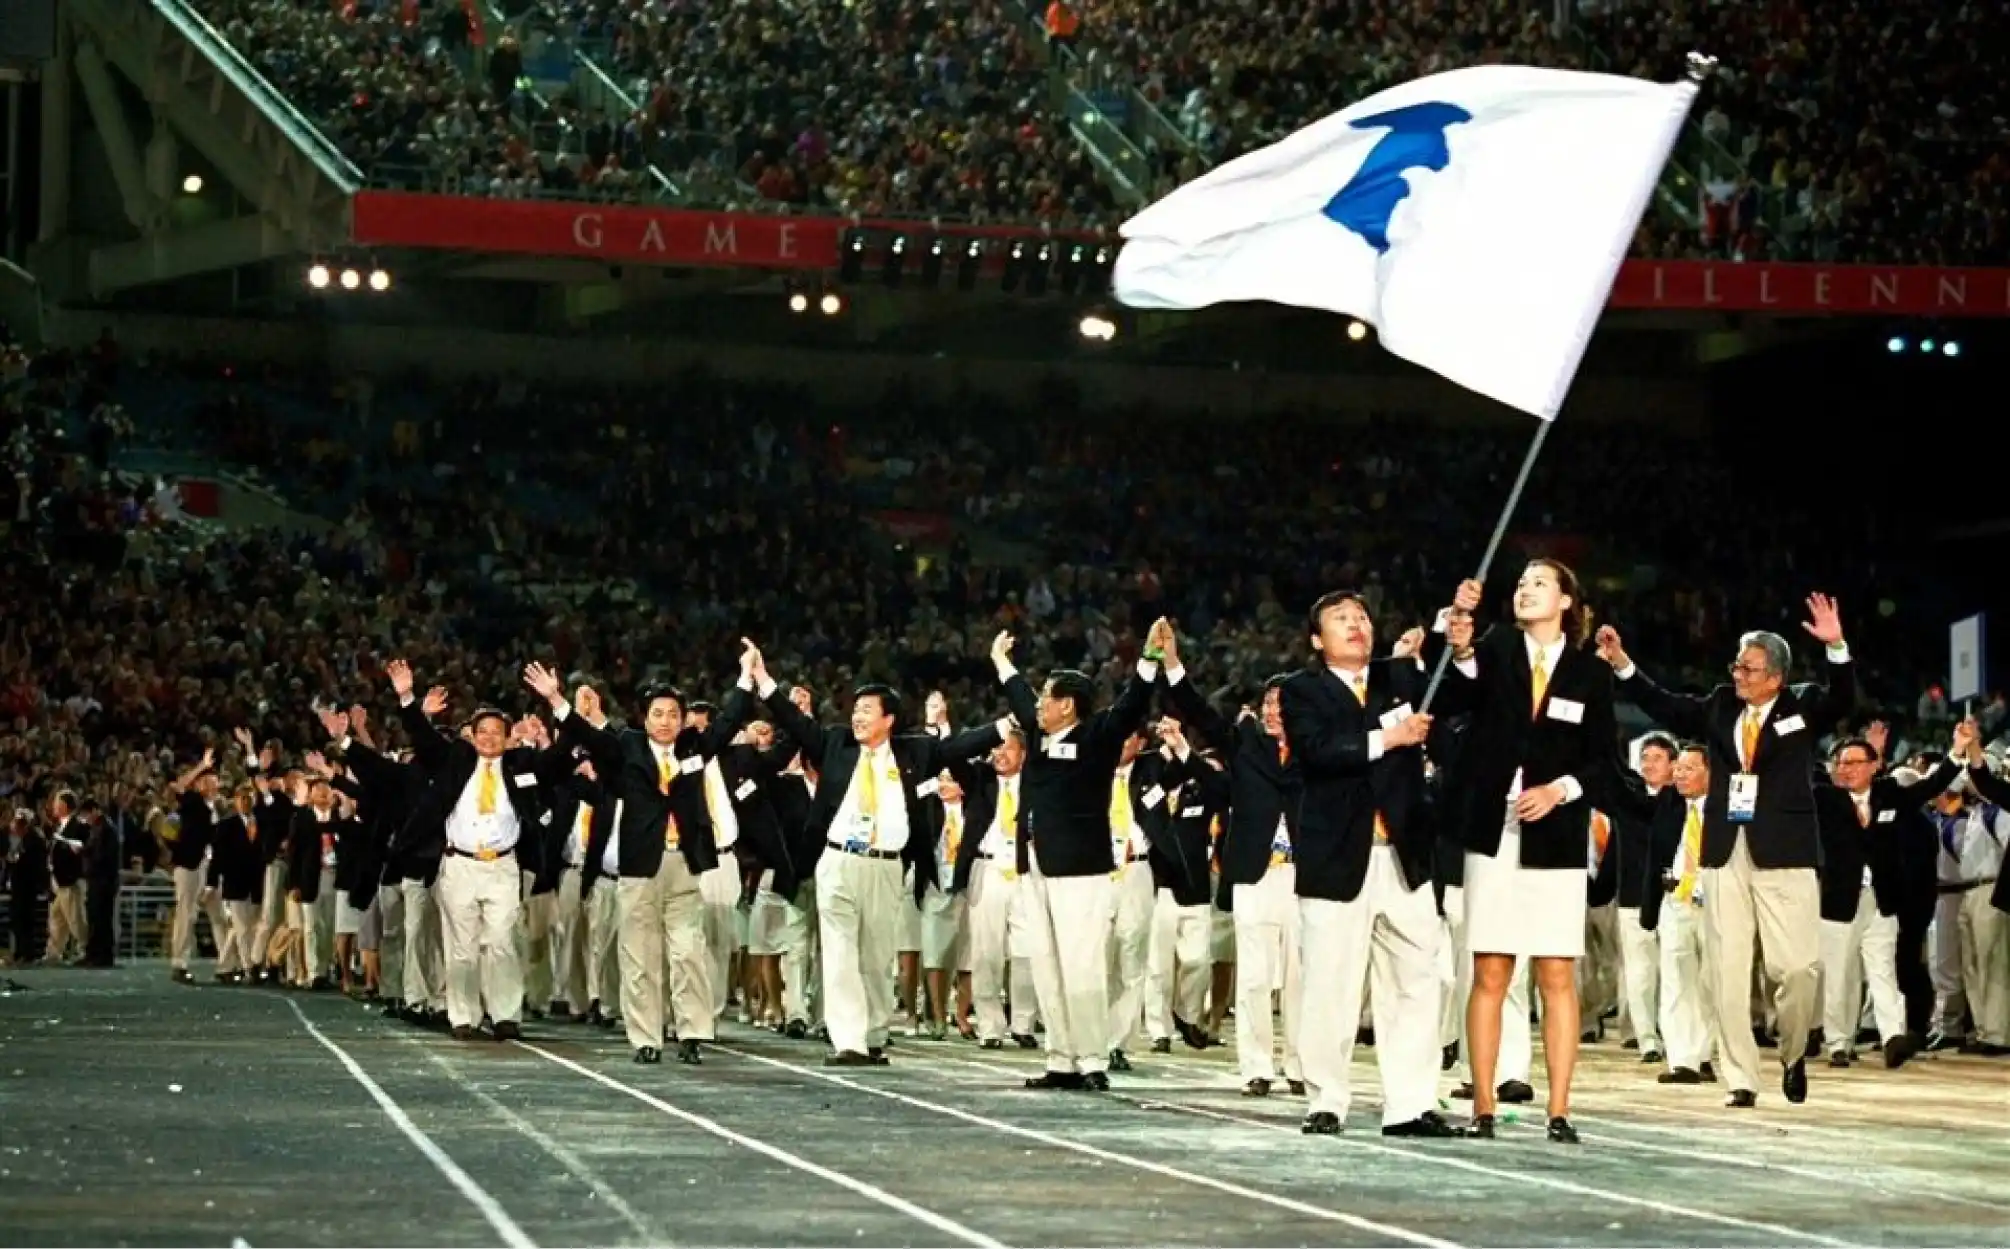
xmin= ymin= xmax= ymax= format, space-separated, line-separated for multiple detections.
xmin=831 ymin=741 xmax=911 ymax=853
xmin=979 ymin=773 xmax=1022 ymax=859
xmin=447 ymin=756 xmax=520 ymax=856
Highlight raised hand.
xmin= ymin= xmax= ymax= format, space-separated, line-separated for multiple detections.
xmin=421 ymin=686 xmax=449 ymax=718
xmin=1452 ymin=579 xmax=1483 ymax=614
xmin=739 ymin=637 xmax=763 ymax=682
xmin=522 ymin=661 xmax=565 ymax=707
xmin=1392 ymin=626 xmax=1426 ymax=660
xmin=315 ymin=706 xmax=349 ymax=741
xmin=232 ymin=726 xmax=255 ymax=754
xmin=574 ymin=684 xmax=602 ymax=723
xmin=1156 ymin=717 xmax=1186 ymax=753
xmin=790 ymin=685 xmax=814 ymax=716
xmin=386 ymin=658 xmax=414 ymax=699
xmin=1864 ymin=719 xmax=1890 ymax=761
xmin=925 ymin=691 xmax=949 ymax=728
xmin=1802 ymin=593 xmax=1844 ymax=647
xmin=303 ymin=750 xmax=331 ymax=778
xmin=990 ymin=631 xmax=1015 ymax=669
xmin=1594 ymin=625 xmax=1630 ymax=672
xmin=347 ymin=705 xmax=369 ymax=732
xmin=1156 ymin=619 xmax=1181 ymax=670
xmin=1383 ymin=711 xmax=1433 ymax=751
xmin=1952 ymin=717 xmax=1979 ymax=761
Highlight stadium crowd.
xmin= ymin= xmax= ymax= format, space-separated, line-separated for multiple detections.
xmin=190 ymin=1 xmax=2007 ymax=261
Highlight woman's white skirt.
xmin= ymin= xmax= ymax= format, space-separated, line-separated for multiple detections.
xmin=1463 ymin=818 xmax=1586 ymax=959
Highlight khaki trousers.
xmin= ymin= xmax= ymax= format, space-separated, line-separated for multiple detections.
xmin=401 ymin=878 xmax=446 ymax=1012
xmin=252 ymin=862 xmax=287 ymax=968
xmin=1702 ymin=831 xmax=1820 ymax=1095
xmin=46 ymin=884 xmax=86 ymax=962
xmin=616 ymin=850 xmax=711 ymax=1051
xmin=1024 ymin=852 xmax=1116 ymax=1076
xmin=437 ymin=853 xmax=525 ymax=1029
xmin=376 ymin=883 xmax=406 ymax=1004
xmin=551 ymin=865 xmax=589 ymax=1011
xmin=518 ymin=871 xmax=555 ymax=1014
xmin=1105 ymin=860 xmax=1155 ymax=1053
xmin=815 ymin=849 xmax=904 ymax=1055
xmin=701 ymin=849 xmax=743 ymax=1016
xmin=1233 ymin=863 xmax=1304 ymax=1083
xmin=170 ymin=866 xmax=204 ymax=970
xmin=586 ymin=877 xmax=620 ymax=1010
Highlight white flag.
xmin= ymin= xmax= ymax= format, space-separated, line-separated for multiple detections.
xmin=1114 ymin=66 xmax=1696 ymax=420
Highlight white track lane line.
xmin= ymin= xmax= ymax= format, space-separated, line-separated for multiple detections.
xmin=711 ymin=1044 xmax=1462 ymax=1249
xmin=288 ymin=1000 xmax=537 ymax=1249
xmin=832 ymin=1043 xmax=1863 ymax=1249
xmin=514 ymin=1041 xmax=1006 ymax=1249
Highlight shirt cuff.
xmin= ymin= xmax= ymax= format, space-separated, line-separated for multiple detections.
xmin=551 ymin=703 xmax=572 ymax=722
xmin=398 ymin=693 xmax=415 ymax=708
xmin=335 ymin=736 xmax=351 ymax=753
xmin=1826 ymin=642 xmax=1851 ymax=664
xmin=1432 ymin=608 xmax=1449 ymax=634
xmin=1615 ymin=663 xmax=1638 ymax=681
xmin=1367 ymin=729 xmax=1385 ymax=762
xmin=1555 ymin=775 xmax=1583 ymax=804
xmin=1162 ymin=663 xmax=1185 ymax=686
xmin=1137 ymin=659 xmax=1161 ymax=682
xmin=992 ymin=717 xmax=1014 ymax=740
xmin=755 ymin=676 xmax=779 ymax=700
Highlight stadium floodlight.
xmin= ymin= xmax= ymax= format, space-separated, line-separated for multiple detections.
xmin=368 ymin=269 xmax=392 ymax=293
xmin=338 ymin=268 xmax=361 ymax=290
xmin=820 ymin=292 xmax=843 ymax=316
xmin=307 ymin=264 xmax=330 ymax=289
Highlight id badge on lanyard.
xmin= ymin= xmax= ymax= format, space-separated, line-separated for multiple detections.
xmin=1727 ymin=773 xmax=1759 ymax=823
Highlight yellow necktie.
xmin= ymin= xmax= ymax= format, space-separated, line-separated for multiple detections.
xmin=1741 ymin=709 xmax=1762 ymax=769
xmin=658 ymin=751 xmax=680 ymax=849
xmin=1675 ymin=805 xmax=1703 ymax=902
xmin=1530 ymin=652 xmax=1549 ymax=718
xmin=1591 ymin=810 xmax=1610 ymax=867
xmin=944 ymin=807 xmax=962 ymax=866
xmin=856 ymin=750 xmax=880 ymax=848
xmin=999 ymin=782 xmax=1019 ymax=879
xmin=1353 ymin=675 xmax=1389 ymax=844
xmin=477 ymin=760 xmax=497 ymax=814
xmin=576 ymin=802 xmax=593 ymax=838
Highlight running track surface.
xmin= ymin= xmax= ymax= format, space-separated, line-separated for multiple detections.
xmin=3 ymin=965 xmax=2007 ymax=1247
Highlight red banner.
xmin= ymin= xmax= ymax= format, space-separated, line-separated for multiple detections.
xmin=350 ymin=192 xmax=2010 ymax=315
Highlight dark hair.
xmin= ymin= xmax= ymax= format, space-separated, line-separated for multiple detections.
xmin=52 ymin=788 xmax=77 ymax=811
xmin=1263 ymin=672 xmax=1293 ymax=694
xmin=637 ymin=683 xmax=686 ymax=716
xmin=1306 ymin=589 xmax=1370 ymax=637
xmin=1677 ymin=741 xmax=1709 ymax=765
xmin=1915 ymin=750 xmax=1946 ymax=770
xmin=1045 ymin=670 xmax=1096 ymax=721
xmin=1003 ymin=725 xmax=1028 ymax=747
xmin=1526 ymin=558 xmax=1593 ymax=647
xmin=79 ymin=797 xmax=101 ymax=814
xmin=686 ymin=700 xmax=719 ymax=718
xmin=852 ymin=683 xmax=903 ymax=721
xmin=467 ymin=707 xmax=508 ymax=733
xmin=1832 ymin=737 xmax=1878 ymax=764
xmin=1638 ymin=733 xmax=1679 ymax=762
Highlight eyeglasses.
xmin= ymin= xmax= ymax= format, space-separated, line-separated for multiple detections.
xmin=1727 ymin=662 xmax=1771 ymax=677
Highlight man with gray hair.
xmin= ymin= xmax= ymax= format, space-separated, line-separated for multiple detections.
xmin=1596 ymin=593 xmax=1854 ymax=1110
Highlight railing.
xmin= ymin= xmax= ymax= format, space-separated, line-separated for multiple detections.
xmin=1005 ymin=0 xmax=1190 ymax=200
xmin=150 ymin=0 xmax=364 ymax=193
xmin=0 ymin=882 xmax=214 ymax=963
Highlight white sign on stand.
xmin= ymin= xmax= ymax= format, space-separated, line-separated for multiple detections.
xmin=1950 ymin=614 xmax=1986 ymax=704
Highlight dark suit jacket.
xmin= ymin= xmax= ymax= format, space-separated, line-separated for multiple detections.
xmin=1603 ymin=788 xmax=1668 ymax=911
xmin=1815 ymin=759 xmax=1962 ymax=923
xmin=49 ymin=818 xmax=85 ymax=887
xmin=1278 ymin=658 xmax=1435 ymax=901
xmin=1426 ymin=626 xmax=1633 ymax=869
xmin=345 ymin=744 xmax=424 ymax=887
xmin=715 ymin=742 xmax=799 ymax=894
xmin=171 ymin=791 xmax=217 ymax=871
xmin=1165 ymin=682 xmax=1301 ymax=892
xmin=1617 ymin=650 xmax=1855 ymax=869
xmin=1636 ymin=789 xmax=1694 ymax=933
xmin=765 ymin=690 xmax=1004 ymax=891
xmin=7 ymin=828 xmax=49 ymax=900
xmin=1000 ymin=664 xmax=1155 ymax=877
xmin=1153 ymin=747 xmax=1226 ymax=908
xmin=285 ymin=809 xmax=351 ymax=904
xmin=401 ymin=702 xmax=574 ymax=878
xmin=211 ymin=813 xmax=265 ymax=903
xmin=562 ymin=689 xmax=750 ymax=881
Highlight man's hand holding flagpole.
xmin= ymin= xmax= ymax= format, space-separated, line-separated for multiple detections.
xmin=1113 ymin=54 xmax=1716 ymax=710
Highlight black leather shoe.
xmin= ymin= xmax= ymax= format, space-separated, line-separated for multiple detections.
xmin=1621 ymin=1037 xmax=1639 ymax=1050
xmin=1384 ymin=1111 xmax=1457 ymax=1138
xmin=1012 ymin=1032 xmax=1039 ymax=1049
xmin=1356 ymin=1026 xmax=1377 ymax=1048
xmin=1449 ymin=1082 xmax=1474 ymax=1100
xmin=825 ymin=1050 xmax=874 ymax=1067
xmin=783 ymin=1019 xmax=807 ymax=1040
xmin=1657 ymin=1067 xmax=1703 ymax=1084
xmin=1287 ymin=1079 xmax=1306 ymax=1096
xmin=867 ymin=1047 xmax=889 ymax=1066
xmin=1082 ymin=1072 xmax=1109 ymax=1092
xmin=1782 ymin=1058 xmax=1808 ymax=1104
xmin=1301 ymin=1111 xmax=1341 ymax=1135
xmin=1497 ymin=1080 xmax=1535 ymax=1103
xmin=1641 ymin=1049 xmax=1664 ymax=1065
xmin=1547 ymin=1116 xmax=1580 ymax=1144
xmin=979 ymin=1038 xmax=1003 ymax=1050
xmin=1884 ymin=1032 xmax=1922 ymax=1070
xmin=451 ymin=1025 xmax=478 ymax=1042
xmin=172 ymin=968 xmax=195 ymax=985
xmin=1805 ymin=1027 xmax=1825 ymax=1058
xmin=635 ymin=1046 xmax=661 ymax=1064
xmin=1753 ymin=1025 xmax=1777 ymax=1050
xmin=493 ymin=1020 xmax=521 ymax=1042
xmin=1700 ymin=1062 xmax=1718 ymax=1082
xmin=1727 ymin=1089 xmax=1757 ymax=1108
xmin=1175 ymin=1016 xmax=1212 ymax=1050
xmin=677 ymin=1039 xmax=702 ymax=1065
xmin=1242 ymin=1077 xmax=1272 ymax=1098
xmin=1827 ymin=1050 xmax=1852 ymax=1069
xmin=1108 ymin=1049 xmax=1132 ymax=1072
xmin=549 ymin=1000 xmax=570 ymax=1019
xmin=1150 ymin=1038 xmax=1171 ymax=1054
xmin=1441 ymin=1042 xmax=1459 ymax=1072
xmin=1461 ymin=1114 xmax=1496 ymax=1139
xmin=1024 ymin=1071 xmax=1085 ymax=1090
xmin=584 ymin=1001 xmax=604 ymax=1026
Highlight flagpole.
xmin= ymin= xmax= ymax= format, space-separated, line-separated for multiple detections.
xmin=1415 ymin=51 xmax=1716 ymax=714
xmin=1418 ymin=421 xmax=1551 ymax=712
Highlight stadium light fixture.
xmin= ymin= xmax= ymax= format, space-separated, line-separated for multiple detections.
xmin=1943 ymin=340 xmax=1961 ymax=358
xmin=182 ymin=174 xmax=203 ymax=195
xmin=307 ymin=264 xmax=330 ymax=289
xmin=1347 ymin=320 xmax=1369 ymax=342
xmin=368 ymin=269 xmax=392 ymax=293
xmin=820 ymin=292 xmax=843 ymax=316
xmin=1885 ymin=336 xmax=1906 ymax=354
xmin=338 ymin=268 xmax=361 ymax=291
xmin=788 ymin=291 xmax=809 ymax=314
xmin=1078 ymin=313 xmax=1117 ymax=343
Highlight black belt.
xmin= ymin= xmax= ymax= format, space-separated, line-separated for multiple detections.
xmin=827 ymin=839 xmax=902 ymax=861
xmin=1938 ymin=879 xmax=1995 ymax=895
xmin=445 ymin=845 xmax=515 ymax=862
